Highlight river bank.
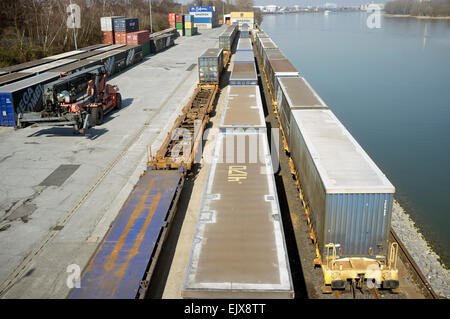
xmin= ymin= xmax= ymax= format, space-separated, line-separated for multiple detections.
xmin=392 ymin=200 xmax=450 ymax=298
xmin=383 ymin=13 xmax=450 ymax=19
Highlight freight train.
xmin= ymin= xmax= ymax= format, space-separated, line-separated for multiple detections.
xmin=252 ymin=27 xmax=400 ymax=293
xmin=68 ymin=23 xmax=399 ymax=299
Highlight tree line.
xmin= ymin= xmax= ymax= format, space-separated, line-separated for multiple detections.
xmin=384 ymin=0 xmax=450 ymax=17
xmin=0 ymin=0 xmax=261 ymax=68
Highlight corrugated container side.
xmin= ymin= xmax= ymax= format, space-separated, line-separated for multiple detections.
xmin=102 ymin=31 xmax=114 ymax=44
xmin=114 ymin=32 xmax=128 ymax=45
xmin=288 ymin=110 xmax=394 ymax=259
xmin=113 ymin=18 xmax=139 ymax=32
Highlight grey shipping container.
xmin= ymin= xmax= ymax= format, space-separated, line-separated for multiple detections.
xmin=19 ymin=59 xmax=77 ymax=75
xmin=219 ymin=85 xmax=265 ymax=129
xmin=219 ymin=25 xmax=238 ymax=51
xmin=234 ymin=50 xmax=254 ymax=63
xmin=266 ymin=58 xmax=299 ymax=94
xmin=0 ymin=72 xmax=60 ymax=126
xmin=113 ymin=18 xmax=139 ymax=32
xmin=276 ymin=77 xmax=328 ymax=144
xmin=198 ymin=48 xmax=223 ymax=84
xmin=0 ymin=59 xmax=53 ymax=74
xmin=229 ymin=62 xmax=257 ymax=85
xmin=258 ymin=38 xmax=278 ymax=60
xmin=182 ymin=130 xmax=294 ymax=298
xmin=0 ymin=72 xmax=34 ymax=87
xmin=288 ymin=109 xmax=395 ymax=259
xmin=263 ymin=48 xmax=285 ymax=73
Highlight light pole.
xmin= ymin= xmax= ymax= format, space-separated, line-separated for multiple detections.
xmin=149 ymin=0 xmax=153 ymax=33
xmin=69 ymin=0 xmax=78 ymax=50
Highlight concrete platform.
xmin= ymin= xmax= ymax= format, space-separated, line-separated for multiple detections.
xmin=0 ymin=27 xmax=224 ymax=299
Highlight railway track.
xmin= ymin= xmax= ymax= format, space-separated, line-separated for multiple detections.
xmin=390 ymin=228 xmax=439 ymax=299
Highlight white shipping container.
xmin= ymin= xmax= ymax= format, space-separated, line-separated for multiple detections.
xmin=194 ymin=23 xmax=213 ymax=29
xmin=100 ymin=16 xmax=125 ymax=31
xmin=191 ymin=11 xmax=213 ymax=18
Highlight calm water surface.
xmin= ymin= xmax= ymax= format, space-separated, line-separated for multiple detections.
xmin=262 ymin=12 xmax=450 ymax=266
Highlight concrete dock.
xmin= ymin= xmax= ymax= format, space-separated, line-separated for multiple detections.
xmin=0 ymin=27 xmax=224 ymax=299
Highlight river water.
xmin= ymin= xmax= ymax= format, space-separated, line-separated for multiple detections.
xmin=261 ymin=12 xmax=450 ymax=266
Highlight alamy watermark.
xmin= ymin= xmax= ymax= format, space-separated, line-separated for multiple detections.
xmin=366 ymin=4 xmax=381 ymax=29
xmin=66 ymin=3 xmax=81 ymax=29
xmin=66 ymin=264 xmax=81 ymax=288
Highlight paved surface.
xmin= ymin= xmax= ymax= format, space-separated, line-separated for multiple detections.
xmin=0 ymin=26 xmax=224 ymax=299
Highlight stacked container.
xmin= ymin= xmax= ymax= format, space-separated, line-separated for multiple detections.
xmin=113 ymin=18 xmax=139 ymax=45
xmin=101 ymin=16 xmax=125 ymax=44
xmin=168 ymin=13 xmax=176 ymax=29
xmin=126 ymin=30 xmax=151 ymax=56
xmin=184 ymin=15 xmax=198 ymax=37
xmin=219 ymin=25 xmax=238 ymax=51
xmin=175 ymin=14 xmax=184 ymax=37
xmin=189 ymin=6 xmax=219 ymax=29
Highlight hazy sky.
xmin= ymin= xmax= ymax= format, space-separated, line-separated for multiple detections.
xmin=178 ymin=1 xmax=386 ymax=6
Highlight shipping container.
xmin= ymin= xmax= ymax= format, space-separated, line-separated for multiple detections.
xmin=176 ymin=22 xmax=184 ymax=30
xmin=194 ymin=23 xmax=213 ymax=30
xmin=100 ymin=16 xmax=125 ymax=31
xmin=126 ymin=30 xmax=150 ymax=45
xmin=19 ymin=59 xmax=77 ymax=75
xmin=230 ymin=11 xmax=255 ymax=18
xmin=258 ymin=38 xmax=278 ymax=60
xmin=184 ymin=28 xmax=198 ymax=37
xmin=185 ymin=21 xmax=193 ymax=29
xmin=0 ymin=72 xmax=60 ymax=126
xmin=150 ymin=34 xmax=175 ymax=54
xmin=289 ymin=109 xmax=395 ymax=259
xmin=176 ymin=29 xmax=184 ymax=37
xmin=169 ymin=21 xmax=176 ymax=29
xmin=0 ymin=59 xmax=52 ymax=74
xmin=114 ymin=32 xmax=128 ymax=45
xmin=276 ymin=77 xmax=328 ymax=144
xmin=219 ymin=25 xmax=238 ymax=51
xmin=182 ymin=130 xmax=294 ymax=299
xmin=0 ymin=72 xmax=34 ymax=87
xmin=102 ymin=31 xmax=114 ymax=45
xmin=198 ymin=48 xmax=223 ymax=84
xmin=266 ymin=58 xmax=299 ymax=94
xmin=263 ymin=49 xmax=285 ymax=73
xmin=142 ymin=42 xmax=151 ymax=56
xmin=113 ymin=18 xmax=139 ymax=32
xmin=234 ymin=50 xmax=254 ymax=63
xmin=184 ymin=14 xmax=194 ymax=22
xmin=175 ymin=14 xmax=184 ymax=23
xmin=229 ymin=62 xmax=257 ymax=85
xmin=219 ymin=85 xmax=265 ymax=129
xmin=50 ymin=59 xmax=101 ymax=75
xmin=192 ymin=17 xmax=212 ymax=24
xmin=168 ymin=13 xmax=176 ymax=22
xmin=236 ymin=37 xmax=252 ymax=51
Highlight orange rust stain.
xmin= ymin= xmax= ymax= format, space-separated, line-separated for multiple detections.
xmin=112 ymin=192 xmax=162 ymax=279
xmin=103 ymin=182 xmax=156 ymax=273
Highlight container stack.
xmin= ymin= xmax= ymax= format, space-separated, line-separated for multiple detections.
xmin=126 ymin=30 xmax=150 ymax=56
xmin=168 ymin=13 xmax=176 ymax=29
xmin=189 ymin=6 xmax=219 ymax=29
xmin=113 ymin=18 xmax=139 ymax=45
xmin=101 ymin=16 xmax=125 ymax=44
xmin=175 ymin=14 xmax=184 ymax=37
xmin=184 ymin=15 xmax=198 ymax=37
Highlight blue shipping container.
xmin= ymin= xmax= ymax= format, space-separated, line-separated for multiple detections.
xmin=189 ymin=6 xmax=213 ymax=12
xmin=193 ymin=17 xmax=212 ymax=23
xmin=113 ymin=18 xmax=139 ymax=32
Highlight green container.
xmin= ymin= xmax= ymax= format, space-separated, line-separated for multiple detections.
xmin=185 ymin=28 xmax=192 ymax=37
xmin=176 ymin=22 xmax=183 ymax=30
xmin=142 ymin=42 xmax=151 ymax=56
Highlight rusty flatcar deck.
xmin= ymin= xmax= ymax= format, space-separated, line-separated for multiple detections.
xmin=69 ymin=170 xmax=184 ymax=299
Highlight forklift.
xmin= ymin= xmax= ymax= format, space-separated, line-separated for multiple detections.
xmin=17 ymin=65 xmax=122 ymax=133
